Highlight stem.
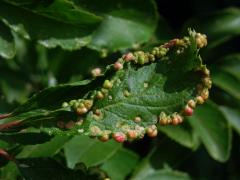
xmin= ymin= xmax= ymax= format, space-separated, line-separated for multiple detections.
xmin=0 ymin=149 xmax=15 ymax=161
xmin=0 ymin=120 xmax=22 ymax=131
xmin=0 ymin=113 xmax=11 ymax=120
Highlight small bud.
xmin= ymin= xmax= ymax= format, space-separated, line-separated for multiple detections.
xmin=99 ymin=134 xmax=109 ymax=142
xmin=159 ymin=118 xmax=168 ymax=125
xmin=159 ymin=112 xmax=168 ymax=125
xmin=78 ymin=103 xmax=85 ymax=108
xmin=149 ymin=54 xmax=155 ymax=62
xmin=62 ymin=102 xmax=69 ymax=108
xmin=143 ymin=83 xmax=148 ymax=88
xmin=76 ymin=107 xmax=88 ymax=115
xmin=167 ymin=118 xmax=172 ymax=124
xmin=188 ymin=99 xmax=196 ymax=109
xmin=103 ymin=80 xmax=113 ymax=89
xmin=138 ymin=55 xmax=145 ymax=65
xmin=90 ymin=126 xmax=102 ymax=137
xmin=112 ymin=132 xmax=126 ymax=143
xmin=75 ymin=119 xmax=83 ymax=126
xmin=146 ymin=126 xmax=158 ymax=138
xmin=134 ymin=116 xmax=141 ymax=123
xmin=96 ymin=91 xmax=104 ymax=99
xmin=108 ymin=95 xmax=113 ymax=100
xmin=91 ymin=68 xmax=101 ymax=77
xmin=101 ymin=88 xmax=109 ymax=95
xmin=127 ymin=130 xmax=138 ymax=140
xmin=69 ymin=100 xmax=77 ymax=106
xmin=83 ymin=100 xmax=93 ymax=110
xmin=94 ymin=109 xmax=101 ymax=116
xmin=172 ymin=114 xmax=183 ymax=125
xmin=114 ymin=62 xmax=123 ymax=70
xmin=124 ymin=90 xmax=131 ymax=97
xmin=73 ymin=102 xmax=80 ymax=110
xmin=201 ymin=88 xmax=209 ymax=100
xmin=172 ymin=117 xmax=179 ymax=125
xmin=196 ymin=33 xmax=207 ymax=48
xmin=123 ymin=53 xmax=134 ymax=62
xmin=183 ymin=105 xmax=193 ymax=116
xmin=202 ymin=67 xmax=210 ymax=76
xmin=151 ymin=49 xmax=157 ymax=55
xmin=202 ymin=77 xmax=212 ymax=88
xmin=178 ymin=115 xmax=183 ymax=123
xmin=195 ymin=96 xmax=204 ymax=104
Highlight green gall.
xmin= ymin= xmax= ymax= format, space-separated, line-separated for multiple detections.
xmin=96 ymin=91 xmax=104 ymax=99
xmin=134 ymin=116 xmax=141 ymax=123
xmin=62 ymin=102 xmax=69 ymax=108
xmin=69 ymin=100 xmax=77 ymax=106
xmin=103 ymin=80 xmax=113 ymax=89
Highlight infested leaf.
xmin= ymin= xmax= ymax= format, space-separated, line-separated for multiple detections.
xmin=0 ymin=31 xmax=211 ymax=144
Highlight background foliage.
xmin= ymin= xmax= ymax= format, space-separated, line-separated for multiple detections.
xmin=0 ymin=0 xmax=240 ymax=179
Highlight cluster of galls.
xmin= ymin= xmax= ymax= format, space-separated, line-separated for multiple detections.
xmin=91 ymin=39 xmax=175 ymax=78
xmin=159 ymin=112 xmax=183 ymax=125
xmin=182 ymin=67 xmax=210 ymax=117
xmin=96 ymin=79 xmax=113 ymax=100
xmin=62 ymin=99 xmax=93 ymax=115
xmin=89 ymin=124 xmax=158 ymax=143
xmin=158 ymin=66 xmax=211 ymax=125
xmin=66 ymin=32 xmax=210 ymax=142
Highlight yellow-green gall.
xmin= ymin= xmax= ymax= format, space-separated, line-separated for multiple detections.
xmin=103 ymin=80 xmax=113 ymax=89
xmin=96 ymin=91 xmax=104 ymax=99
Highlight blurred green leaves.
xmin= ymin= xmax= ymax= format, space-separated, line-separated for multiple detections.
xmin=0 ymin=1 xmax=240 ymax=180
xmin=189 ymin=102 xmax=232 ymax=162
xmin=184 ymin=8 xmax=240 ymax=48
xmin=0 ymin=0 xmax=158 ymax=54
xmin=0 ymin=21 xmax=15 ymax=59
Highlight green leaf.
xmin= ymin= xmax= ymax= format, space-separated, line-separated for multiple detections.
xmin=132 ymin=168 xmax=191 ymax=180
xmin=216 ymin=54 xmax=240 ymax=81
xmin=16 ymin=158 xmax=107 ymax=180
xmin=0 ymin=162 xmax=20 ymax=180
xmin=220 ymin=106 xmax=240 ymax=135
xmin=0 ymin=21 xmax=15 ymax=59
xmin=75 ymin=0 xmax=158 ymax=51
xmin=131 ymin=139 xmax=192 ymax=179
xmin=64 ymin=135 xmax=121 ymax=168
xmin=184 ymin=8 xmax=240 ymax=48
xmin=17 ymin=135 xmax=69 ymax=158
xmin=100 ymin=147 xmax=139 ymax=180
xmin=0 ymin=1 xmax=101 ymax=50
xmin=211 ymin=68 xmax=240 ymax=101
xmin=158 ymin=123 xmax=200 ymax=149
xmin=188 ymin=101 xmax=232 ymax=162
xmin=0 ymin=32 xmax=210 ymax=143
xmin=0 ymin=132 xmax=52 ymax=145
xmin=0 ymin=67 xmax=31 ymax=103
